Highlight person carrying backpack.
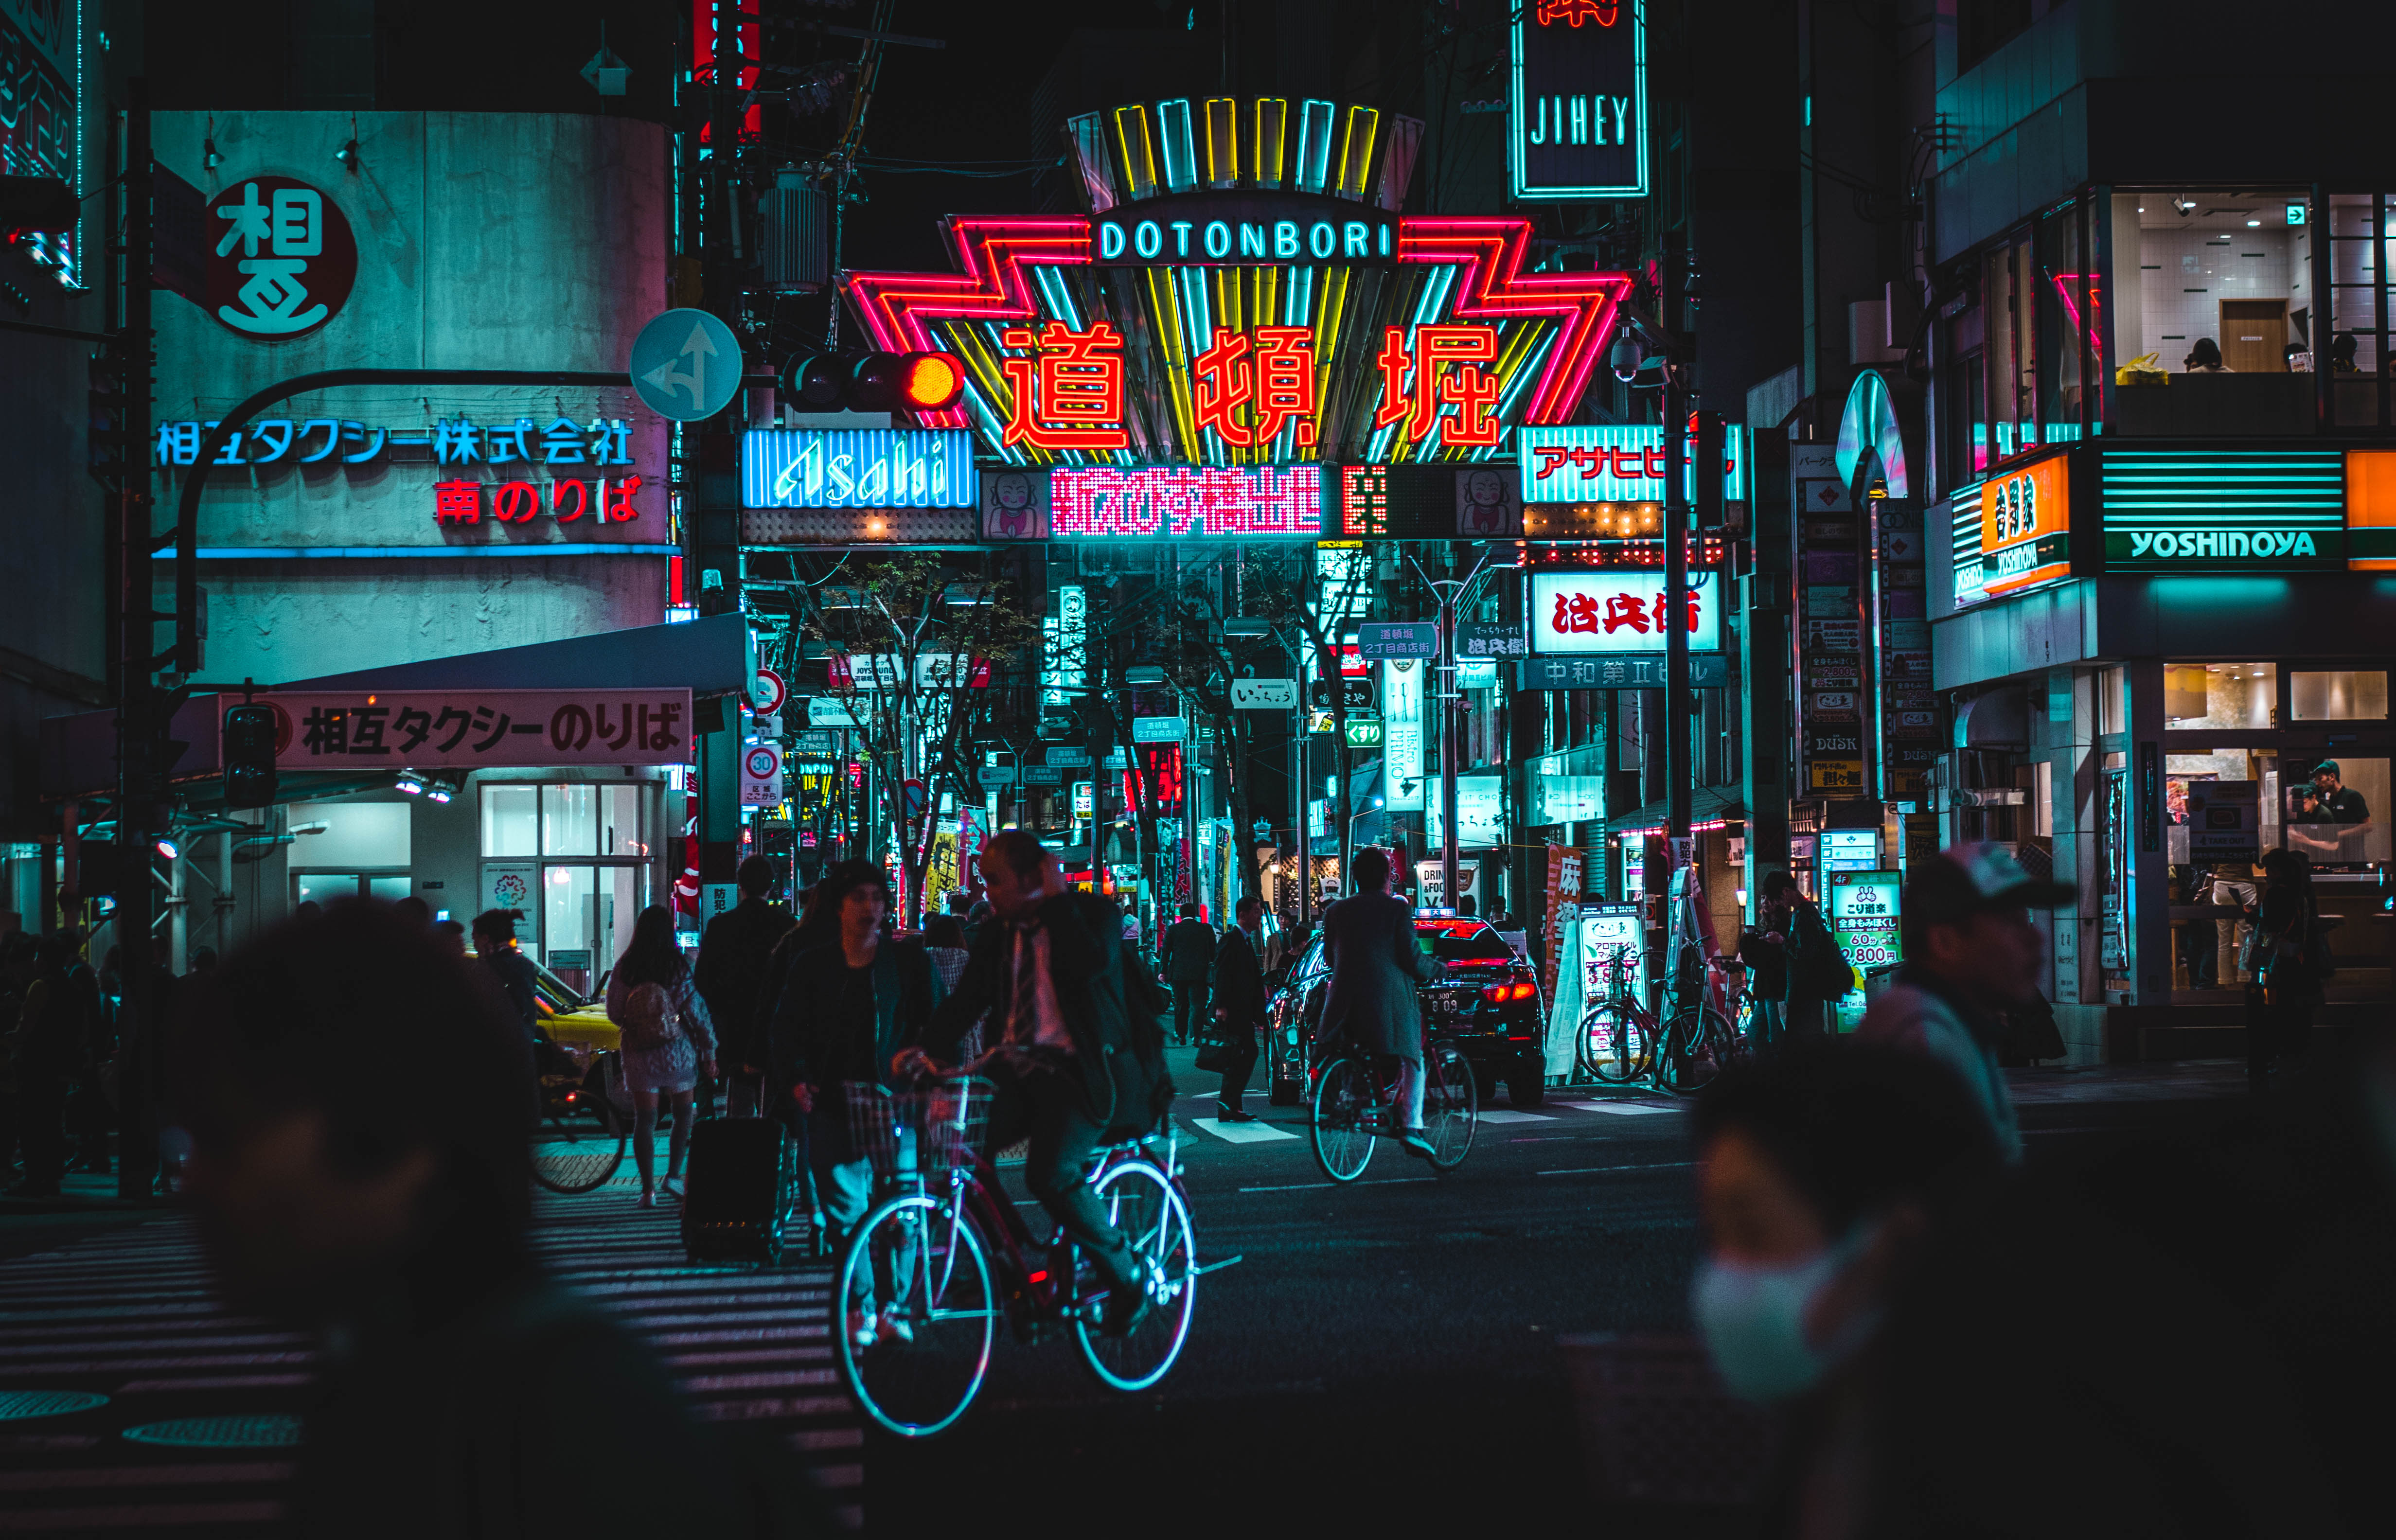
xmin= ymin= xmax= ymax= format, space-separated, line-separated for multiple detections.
xmin=606 ymin=906 xmax=718 ymax=1206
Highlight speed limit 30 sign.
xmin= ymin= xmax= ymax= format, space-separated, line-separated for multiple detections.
xmin=739 ymin=742 xmax=784 ymax=806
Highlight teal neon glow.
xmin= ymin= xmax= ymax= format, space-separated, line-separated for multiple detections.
xmin=1155 ymin=99 xmax=1199 ymax=195
xmin=1030 ymin=266 xmax=1085 ymax=332
xmin=1295 ymin=100 xmax=1336 ymax=195
xmin=1507 ymin=3 xmax=1650 ymax=202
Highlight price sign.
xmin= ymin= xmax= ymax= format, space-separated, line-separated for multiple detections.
xmin=1825 ymin=868 xmax=1902 ymax=1031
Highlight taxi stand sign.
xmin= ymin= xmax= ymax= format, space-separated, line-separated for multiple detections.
xmin=1825 ymin=869 xmax=1902 ymax=1031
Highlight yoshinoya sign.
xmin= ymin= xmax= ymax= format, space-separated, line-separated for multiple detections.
xmin=236 ymin=689 xmax=691 ymax=770
xmin=1977 ymin=449 xmax=2072 ymax=597
xmin=1509 ymin=0 xmax=1648 ymax=202
xmin=740 ymin=429 xmax=978 ymax=510
xmin=2099 ymin=447 xmax=2344 ymax=571
xmin=208 ymin=176 xmax=358 ymax=339
xmin=1093 ymin=192 xmax=1395 ymax=267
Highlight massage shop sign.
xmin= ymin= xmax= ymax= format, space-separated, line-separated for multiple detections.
xmin=235 ymin=690 xmax=695 ymax=771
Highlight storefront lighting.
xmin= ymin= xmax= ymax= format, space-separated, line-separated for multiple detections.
xmin=395 ymin=769 xmax=426 ymax=796
xmin=1125 ymin=665 xmax=1168 ymax=685
xmin=426 ymin=778 xmax=459 ymax=804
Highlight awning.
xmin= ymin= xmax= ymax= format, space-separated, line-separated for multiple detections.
xmin=42 ymin=613 xmax=754 ymax=801
xmin=1605 ymin=784 xmax=1746 ymax=839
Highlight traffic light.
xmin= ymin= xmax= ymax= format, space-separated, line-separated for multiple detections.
xmin=781 ymin=351 xmax=966 ymax=416
xmin=222 ymin=703 xmax=279 ymax=810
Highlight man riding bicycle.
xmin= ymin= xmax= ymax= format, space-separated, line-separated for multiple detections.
xmin=1313 ymin=846 xmax=1435 ymax=1159
xmin=893 ymin=831 xmax=1174 ymax=1335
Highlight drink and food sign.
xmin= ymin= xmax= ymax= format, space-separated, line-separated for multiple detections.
xmin=1826 ymin=868 xmax=1901 ymax=1031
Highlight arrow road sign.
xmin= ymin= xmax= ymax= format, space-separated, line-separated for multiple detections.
xmin=629 ymin=308 xmax=742 ymax=422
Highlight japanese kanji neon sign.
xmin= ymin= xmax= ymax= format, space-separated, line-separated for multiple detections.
xmin=1001 ymin=320 xmax=1131 ymax=451
xmin=1194 ymin=327 xmax=1317 ymax=448
xmin=1528 ymin=570 xmax=1721 ymax=655
xmin=1515 ymin=424 xmax=1747 ymax=504
xmin=245 ymin=690 xmax=693 ymax=770
xmin=1049 ymin=466 xmax=1322 ymax=537
xmin=206 ymin=177 xmax=358 ymax=339
xmin=1373 ymin=325 xmax=1502 ymax=446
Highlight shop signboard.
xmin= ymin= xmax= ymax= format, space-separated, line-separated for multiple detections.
xmin=1978 ymin=450 xmax=2073 ymax=597
xmin=1337 ymin=464 xmax=1524 ymax=539
xmin=2181 ymin=779 xmax=2260 ymax=865
xmin=1072 ymin=780 xmax=1095 ymax=819
xmin=1093 ymin=193 xmax=1395 ymax=267
xmin=207 ymin=176 xmax=359 ymax=339
xmin=1456 ymin=620 xmax=1528 ymax=658
xmin=1343 ymin=718 xmax=1384 ymax=748
xmin=739 ymin=428 xmax=978 ymax=509
xmin=1382 ymin=659 xmax=1426 ymax=810
xmin=1426 ymin=773 xmax=1506 ymax=848
xmin=1515 ymin=424 xmax=1744 ymax=505
xmin=978 ymin=464 xmax=1325 ymax=539
xmin=1525 ymin=773 xmax=1603 ymax=825
xmin=808 ymin=696 xmax=861 ymax=728
xmin=2099 ymin=447 xmax=2343 ymax=571
xmin=1357 ymin=621 xmax=1438 ymax=659
xmin=1578 ymin=903 xmax=1648 ymax=1014
xmin=1826 ymin=868 xmax=1900 ymax=1029
xmin=238 ymin=689 xmax=691 ymax=771
xmin=1230 ymin=678 xmax=1297 ymax=709
xmin=1809 ymin=759 xmax=1866 ymax=794
xmin=1528 ymin=570 xmax=1720 ymax=655
xmin=1509 ymin=0 xmax=1648 ymax=201
xmin=1520 ymin=654 xmax=1729 ymax=689
xmin=1820 ymin=830 xmax=1881 ymax=872
xmin=739 ymin=742 xmax=784 ymax=807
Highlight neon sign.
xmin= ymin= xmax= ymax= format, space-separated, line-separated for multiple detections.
xmin=1194 ymin=326 xmax=1317 ymax=447
xmin=1510 ymin=0 xmax=1647 ymax=200
xmin=1373 ymin=325 xmax=1501 ymax=446
xmin=1515 ymin=424 xmax=1746 ymax=504
xmin=1049 ymin=465 xmax=1323 ymax=537
xmin=738 ymin=429 xmax=978 ymax=509
xmin=1001 ymin=320 xmax=1131 ymax=451
xmin=1528 ymin=570 xmax=1721 ymax=655
xmin=1093 ymin=194 xmax=1396 ymax=267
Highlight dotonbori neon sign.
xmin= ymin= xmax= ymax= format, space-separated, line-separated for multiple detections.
xmin=1049 ymin=465 xmax=1322 ymax=537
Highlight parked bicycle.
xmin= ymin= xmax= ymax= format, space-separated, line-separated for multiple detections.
xmin=834 ymin=1075 xmax=1211 ymax=1438
xmin=1309 ymin=1033 xmax=1478 ymax=1182
xmin=529 ymin=1041 xmax=627 ymax=1195
xmin=1576 ymin=945 xmax=1742 ymax=1097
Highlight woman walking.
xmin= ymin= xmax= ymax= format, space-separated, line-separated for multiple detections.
xmin=606 ymin=906 xmax=718 ymax=1204
xmin=2247 ymin=848 xmax=2320 ymax=1090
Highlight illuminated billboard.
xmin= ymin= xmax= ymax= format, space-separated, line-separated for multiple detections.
xmin=740 ymin=429 xmax=978 ymax=509
xmin=1516 ymin=424 xmax=1746 ymax=505
xmin=982 ymin=465 xmax=1325 ymax=538
xmin=1529 ymin=569 xmax=1721 ymax=655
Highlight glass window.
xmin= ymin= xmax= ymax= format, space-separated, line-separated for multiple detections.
xmin=481 ymin=784 xmax=537 ymax=857
xmin=294 ymin=872 xmax=358 ymax=906
xmin=2286 ymin=757 xmax=2390 ymax=866
xmin=367 ymin=876 xmax=411 ymax=902
xmin=2328 ymin=194 xmax=2387 ymax=425
xmin=2098 ymin=666 xmax=2127 ymax=735
xmin=601 ymin=785 xmax=646 ymax=856
xmin=2117 ymin=189 xmax=2312 ymax=377
xmin=542 ymin=784 xmax=598 ymax=856
xmin=2037 ymin=196 xmax=2097 ymax=441
xmin=2290 ymin=670 xmax=2389 ymax=720
xmin=2162 ymin=663 xmax=2277 ymax=730
xmin=542 ymin=865 xmax=597 ymax=973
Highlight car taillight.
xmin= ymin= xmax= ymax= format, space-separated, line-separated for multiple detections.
xmin=1482 ymin=981 xmax=1536 ymax=1003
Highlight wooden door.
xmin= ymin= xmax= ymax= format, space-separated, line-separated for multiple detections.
xmin=2220 ymin=299 xmax=2289 ymax=372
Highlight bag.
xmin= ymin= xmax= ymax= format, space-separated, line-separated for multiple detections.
xmin=1802 ymin=919 xmax=1859 ymax=999
xmin=2303 ymin=911 xmax=2338 ymax=980
xmin=1194 ymin=1024 xmax=1247 ymax=1074
xmin=681 ymin=1116 xmax=793 ymax=1264
xmin=2116 ymin=352 xmax=2169 ymax=388
xmin=614 ymin=980 xmax=683 ymax=1053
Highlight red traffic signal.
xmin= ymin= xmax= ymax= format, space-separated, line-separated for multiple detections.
xmin=781 ymin=351 xmax=966 ymax=416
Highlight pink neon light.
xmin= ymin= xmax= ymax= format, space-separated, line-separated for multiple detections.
xmin=1050 ymin=465 xmax=1321 ymax=537
xmin=2050 ymin=272 xmax=2104 ymax=366
xmin=1398 ymin=218 xmax=1632 ymax=425
xmin=844 ymin=218 xmax=1094 ymax=429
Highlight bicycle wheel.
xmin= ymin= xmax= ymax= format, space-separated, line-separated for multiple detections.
xmin=836 ymin=1194 xmax=995 ymax=1438
xmin=1580 ymin=1002 xmax=1654 ymax=1083
xmin=529 ymin=1082 xmax=625 ymax=1195
xmin=1072 ymin=1160 xmax=1197 ymax=1392
xmin=1310 ymin=1056 xmax=1377 ymax=1184
xmin=1422 ymin=1043 xmax=1477 ymax=1170
xmin=1655 ymin=1005 xmax=1736 ymax=1097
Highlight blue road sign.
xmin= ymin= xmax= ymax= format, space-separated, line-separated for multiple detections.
xmin=629 ymin=308 xmax=742 ymax=422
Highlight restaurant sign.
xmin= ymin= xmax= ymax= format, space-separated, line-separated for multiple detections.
xmin=1528 ymin=569 xmax=1720 ymax=655
xmin=1515 ymin=424 xmax=1745 ymax=505
xmin=2099 ymin=447 xmax=2343 ymax=572
xmin=236 ymin=689 xmax=692 ymax=771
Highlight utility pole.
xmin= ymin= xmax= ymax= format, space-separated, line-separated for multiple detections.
xmin=112 ymin=78 xmax=159 ymax=1202
xmin=1663 ymin=229 xmax=1693 ymax=851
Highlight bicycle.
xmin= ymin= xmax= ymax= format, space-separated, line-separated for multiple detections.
xmin=1309 ymin=1033 xmax=1478 ymax=1183
xmin=1576 ymin=945 xmax=1740 ymax=1097
xmin=529 ymin=1042 xmax=627 ymax=1194
xmin=834 ymin=1075 xmax=1209 ymax=1438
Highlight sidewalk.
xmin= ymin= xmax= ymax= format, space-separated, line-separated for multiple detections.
xmin=2005 ymin=1058 xmax=2249 ymax=1104
xmin=0 ymin=1170 xmax=171 ymax=1218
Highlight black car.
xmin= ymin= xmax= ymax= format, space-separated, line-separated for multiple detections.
xmin=1263 ymin=915 xmax=1548 ymax=1107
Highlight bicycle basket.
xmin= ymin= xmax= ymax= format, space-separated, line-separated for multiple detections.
xmin=841 ymin=1077 xmax=993 ymax=1183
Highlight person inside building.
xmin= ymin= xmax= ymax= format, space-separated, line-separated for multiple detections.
xmin=1857 ymin=846 xmax=2073 ymax=1163
xmin=2183 ymin=336 xmax=2233 ymax=373
xmin=693 ymin=855 xmax=793 ymax=1118
xmin=2288 ymin=759 xmax=2374 ymax=865
xmin=168 ymin=903 xmax=829 ymax=1535
xmin=1160 ymin=903 xmax=1217 ymax=1046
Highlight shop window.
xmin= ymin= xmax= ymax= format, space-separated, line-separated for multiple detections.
xmin=2289 ymin=669 xmax=2389 ymax=720
xmin=2097 ymin=666 xmax=2127 ymax=736
xmin=601 ymin=784 xmax=646 ymax=856
xmin=2036 ymin=197 xmax=2097 ymax=442
xmin=2165 ymin=751 xmax=2268 ymax=866
xmin=542 ymin=784 xmax=599 ymax=857
xmin=481 ymin=785 xmax=537 ymax=857
xmin=2162 ymin=663 xmax=2276 ymax=730
xmin=2329 ymin=194 xmax=2393 ymax=425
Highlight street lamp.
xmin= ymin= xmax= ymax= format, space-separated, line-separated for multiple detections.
xmin=1222 ymin=617 xmax=1274 ymax=638
xmin=1124 ymin=665 xmax=1167 ymax=685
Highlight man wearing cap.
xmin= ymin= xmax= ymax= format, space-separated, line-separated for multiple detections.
xmin=1858 ymin=844 xmax=2074 ymax=1163
xmin=2289 ymin=760 xmax=2375 ymax=865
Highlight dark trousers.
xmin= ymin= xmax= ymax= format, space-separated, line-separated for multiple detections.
xmin=1171 ymin=983 xmax=1208 ymax=1045
xmin=1782 ymin=995 xmax=1829 ymax=1043
xmin=14 ymin=1078 xmax=66 ymax=1190
xmin=982 ymin=1056 xmax=1137 ymax=1293
xmin=1215 ymin=1031 xmax=1259 ymax=1109
xmin=2246 ymin=976 xmax=2314 ymax=1086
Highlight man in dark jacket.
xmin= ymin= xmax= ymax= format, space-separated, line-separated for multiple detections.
xmin=900 ymin=831 xmax=1171 ymax=1335
xmin=1160 ymin=903 xmax=1216 ymax=1045
xmin=1205 ymin=896 xmax=1268 ymax=1122
xmin=1759 ymin=872 xmax=1839 ymax=1046
xmin=1314 ymin=847 xmax=1432 ymax=1157
xmin=764 ymin=861 xmax=940 ymax=1253
xmin=695 ymin=856 xmax=793 ymax=1116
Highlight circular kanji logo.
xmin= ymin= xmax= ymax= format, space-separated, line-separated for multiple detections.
xmin=205 ymin=176 xmax=358 ymax=341
xmin=490 ymin=872 xmax=531 ymax=910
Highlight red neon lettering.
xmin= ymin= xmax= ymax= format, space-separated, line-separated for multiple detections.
xmin=493 ymin=480 xmax=539 ymax=523
xmin=433 ymin=479 xmax=480 ymax=525
xmin=1250 ymin=326 xmax=1317 ymax=446
xmin=603 ymin=474 xmax=642 ymax=522
xmin=1371 ymin=324 xmax=1500 ymax=443
xmin=1601 ymin=594 xmax=1650 ymax=634
xmin=999 ymin=320 xmax=1131 ymax=451
xmin=1537 ymin=0 xmax=1619 ymax=24
xmin=1193 ymin=328 xmax=1255 ymax=447
xmin=1533 ymin=446 xmax=1574 ymax=480
xmin=550 ymin=479 xmax=591 ymax=522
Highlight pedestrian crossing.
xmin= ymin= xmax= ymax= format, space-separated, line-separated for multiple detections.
xmin=0 ymin=1179 xmax=862 ymax=1534
xmin=1177 ymin=1094 xmax=1681 ymax=1143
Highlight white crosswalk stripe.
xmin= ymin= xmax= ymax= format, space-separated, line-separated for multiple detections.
xmin=1184 ymin=1116 xmax=1301 ymax=1144
xmin=0 ymin=1190 xmax=862 ymax=1534
xmin=1474 ymin=1109 xmax=1558 ymax=1125
xmin=1559 ymin=1099 xmax=1681 ymax=1115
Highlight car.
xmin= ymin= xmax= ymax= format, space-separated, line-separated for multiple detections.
xmin=1262 ymin=914 xmax=1549 ymax=1108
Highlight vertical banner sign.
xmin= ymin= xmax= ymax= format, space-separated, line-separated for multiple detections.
xmin=1876 ymin=501 xmax=1935 ymax=803
xmin=2138 ymin=742 xmax=2161 ymax=852
xmin=1509 ymin=0 xmax=1649 ymax=201
xmin=1043 ymin=584 xmax=1087 ymax=708
xmin=1826 ymin=869 xmax=1901 ymax=1031
xmin=1792 ymin=445 xmax=1864 ymax=795
xmin=1542 ymin=844 xmax=1582 ymax=1005
xmin=1383 ymin=659 xmax=1426 ymax=811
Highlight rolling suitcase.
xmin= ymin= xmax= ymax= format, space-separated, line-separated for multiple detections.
xmin=680 ymin=1115 xmax=793 ymax=1265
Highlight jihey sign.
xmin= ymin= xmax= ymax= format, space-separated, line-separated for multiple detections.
xmin=241 ymin=690 xmax=693 ymax=770
xmin=208 ymin=176 xmax=358 ymax=338
xmin=1529 ymin=570 xmax=1721 ymax=655
xmin=1509 ymin=1 xmax=1648 ymax=202
xmin=1515 ymin=424 xmax=1745 ymax=505
xmin=739 ymin=429 xmax=978 ymax=510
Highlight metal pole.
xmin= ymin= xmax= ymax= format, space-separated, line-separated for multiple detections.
xmin=1439 ymin=583 xmax=1459 ymax=908
xmin=1664 ymin=230 xmax=1693 ymax=849
xmin=114 ymin=78 xmax=158 ymax=1202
